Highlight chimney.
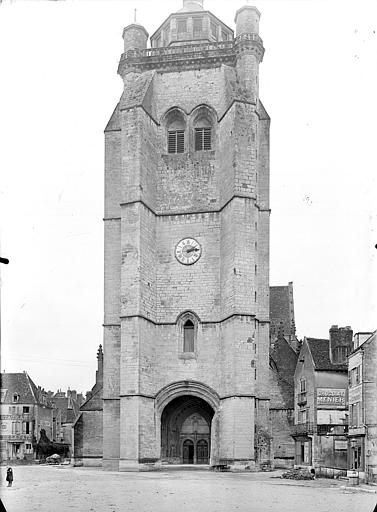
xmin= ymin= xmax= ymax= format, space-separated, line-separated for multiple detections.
xmin=96 ymin=345 xmax=104 ymax=386
xmin=329 ymin=325 xmax=353 ymax=364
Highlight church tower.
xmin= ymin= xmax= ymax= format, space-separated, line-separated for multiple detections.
xmin=103 ymin=0 xmax=271 ymax=471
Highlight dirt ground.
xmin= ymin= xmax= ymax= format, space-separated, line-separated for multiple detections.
xmin=1 ymin=465 xmax=376 ymax=512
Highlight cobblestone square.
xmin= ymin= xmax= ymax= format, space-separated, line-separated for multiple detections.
xmin=1 ymin=466 xmax=376 ymax=512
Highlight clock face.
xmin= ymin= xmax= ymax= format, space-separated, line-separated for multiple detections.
xmin=175 ymin=238 xmax=202 ymax=265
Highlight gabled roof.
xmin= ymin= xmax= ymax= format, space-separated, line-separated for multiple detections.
xmin=80 ymin=384 xmax=103 ymax=412
xmin=50 ymin=394 xmax=81 ymax=424
xmin=306 ymin=338 xmax=347 ymax=371
xmin=0 ymin=373 xmax=41 ymax=404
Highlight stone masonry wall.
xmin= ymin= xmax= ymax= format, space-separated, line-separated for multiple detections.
xmin=103 ymin=18 xmax=270 ymax=466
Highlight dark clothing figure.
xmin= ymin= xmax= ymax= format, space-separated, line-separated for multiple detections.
xmin=6 ymin=468 xmax=13 ymax=487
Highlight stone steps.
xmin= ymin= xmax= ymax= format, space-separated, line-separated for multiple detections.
xmin=160 ymin=464 xmax=210 ymax=471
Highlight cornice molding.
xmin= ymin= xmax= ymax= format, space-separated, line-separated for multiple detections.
xmin=116 ymin=193 xmax=260 ymax=218
xmin=119 ymin=313 xmax=257 ymax=325
xmin=118 ymin=35 xmax=264 ymax=76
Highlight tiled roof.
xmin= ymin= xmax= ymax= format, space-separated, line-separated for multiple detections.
xmin=0 ymin=373 xmax=38 ymax=404
xmin=50 ymin=396 xmax=81 ymax=424
xmin=306 ymin=338 xmax=348 ymax=371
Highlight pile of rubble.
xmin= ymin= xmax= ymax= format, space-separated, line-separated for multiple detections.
xmin=281 ymin=468 xmax=315 ymax=480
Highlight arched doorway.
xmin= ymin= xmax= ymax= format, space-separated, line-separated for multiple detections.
xmin=197 ymin=439 xmax=209 ymax=464
xmin=160 ymin=395 xmax=214 ymax=464
xmin=182 ymin=439 xmax=194 ymax=464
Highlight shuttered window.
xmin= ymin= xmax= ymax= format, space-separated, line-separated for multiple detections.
xmin=168 ymin=130 xmax=184 ymax=153
xmin=195 ymin=128 xmax=211 ymax=151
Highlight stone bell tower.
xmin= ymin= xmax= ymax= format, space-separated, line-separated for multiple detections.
xmin=102 ymin=1 xmax=271 ymax=471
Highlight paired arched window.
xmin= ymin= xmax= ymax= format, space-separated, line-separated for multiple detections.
xmin=164 ymin=106 xmax=215 ymax=154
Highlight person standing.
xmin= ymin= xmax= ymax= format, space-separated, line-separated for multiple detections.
xmin=6 ymin=468 xmax=13 ymax=487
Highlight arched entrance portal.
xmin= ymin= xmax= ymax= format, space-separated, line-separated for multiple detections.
xmin=161 ymin=395 xmax=214 ymax=464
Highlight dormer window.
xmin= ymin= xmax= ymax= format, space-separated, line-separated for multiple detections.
xmin=13 ymin=393 xmax=20 ymax=403
xmin=177 ymin=19 xmax=187 ymax=34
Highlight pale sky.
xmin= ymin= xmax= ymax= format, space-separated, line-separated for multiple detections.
xmin=0 ymin=0 xmax=376 ymax=394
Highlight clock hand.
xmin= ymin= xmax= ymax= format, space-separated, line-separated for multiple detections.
xmin=186 ymin=247 xmax=199 ymax=253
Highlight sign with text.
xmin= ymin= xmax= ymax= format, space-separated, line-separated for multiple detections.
xmin=348 ymin=385 xmax=362 ymax=404
xmin=317 ymin=388 xmax=346 ymax=409
xmin=334 ymin=440 xmax=348 ymax=450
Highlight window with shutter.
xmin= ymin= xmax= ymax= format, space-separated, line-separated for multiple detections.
xmin=168 ymin=130 xmax=184 ymax=154
xmin=195 ymin=128 xmax=211 ymax=151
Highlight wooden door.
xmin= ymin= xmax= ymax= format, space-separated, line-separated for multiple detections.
xmin=197 ymin=439 xmax=208 ymax=464
xmin=182 ymin=439 xmax=194 ymax=464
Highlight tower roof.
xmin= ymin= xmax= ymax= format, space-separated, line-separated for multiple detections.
xmin=178 ymin=0 xmax=204 ymax=12
xmin=150 ymin=1 xmax=233 ymax=47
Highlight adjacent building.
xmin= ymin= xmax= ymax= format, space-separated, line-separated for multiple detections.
xmin=269 ymin=283 xmax=299 ymax=468
xmin=292 ymin=326 xmax=352 ymax=472
xmin=348 ymin=330 xmax=377 ymax=483
xmin=50 ymin=389 xmax=83 ymax=449
xmin=73 ymin=346 xmax=104 ymax=466
xmin=0 ymin=372 xmax=53 ymax=461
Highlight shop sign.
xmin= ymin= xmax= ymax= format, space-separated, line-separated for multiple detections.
xmin=348 ymin=426 xmax=365 ymax=436
xmin=317 ymin=388 xmax=345 ymax=408
xmin=348 ymin=385 xmax=362 ymax=404
xmin=334 ymin=440 xmax=348 ymax=450
xmin=3 ymin=434 xmax=31 ymax=440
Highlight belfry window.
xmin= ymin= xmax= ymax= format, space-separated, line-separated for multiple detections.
xmin=166 ymin=110 xmax=186 ymax=154
xmin=192 ymin=107 xmax=214 ymax=152
xmin=195 ymin=128 xmax=211 ymax=151
xmin=183 ymin=320 xmax=195 ymax=352
xmin=168 ymin=130 xmax=185 ymax=153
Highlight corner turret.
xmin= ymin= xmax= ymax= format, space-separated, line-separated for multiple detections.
xmin=235 ymin=5 xmax=261 ymax=36
xmin=122 ymin=23 xmax=149 ymax=53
